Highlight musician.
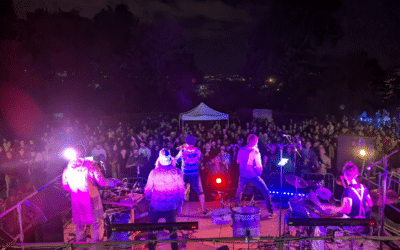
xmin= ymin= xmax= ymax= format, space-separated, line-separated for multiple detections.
xmin=235 ymin=134 xmax=274 ymax=218
xmin=312 ymin=161 xmax=373 ymax=250
xmin=174 ymin=135 xmax=207 ymax=214
xmin=145 ymin=149 xmax=185 ymax=250
xmin=62 ymin=145 xmax=119 ymax=249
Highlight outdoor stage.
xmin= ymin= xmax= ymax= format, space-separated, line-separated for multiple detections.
xmin=63 ymin=201 xmax=391 ymax=250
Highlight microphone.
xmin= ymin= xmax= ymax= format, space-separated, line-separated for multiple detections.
xmin=296 ymin=135 xmax=302 ymax=150
xmin=282 ymin=134 xmax=291 ymax=137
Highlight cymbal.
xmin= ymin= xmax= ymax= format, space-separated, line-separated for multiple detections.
xmin=316 ymin=187 xmax=332 ymax=201
xmin=285 ymin=174 xmax=308 ymax=188
xmin=370 ymin=189 xmax=399 ymax=206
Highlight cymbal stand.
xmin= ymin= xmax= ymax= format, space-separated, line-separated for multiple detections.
xmin=279 ymin=144 xmax=283 ymax=238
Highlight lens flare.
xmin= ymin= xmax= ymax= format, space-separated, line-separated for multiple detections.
xmin=64 ymin=148 xmax=77 ymax=160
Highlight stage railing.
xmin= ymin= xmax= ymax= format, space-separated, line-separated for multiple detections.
xmin=0 ymin=174 xmax=63 ymax=243
xmin=4 ymin=235 xmax=400 ymax=249
xmin=380 ymin=171 xmax=400 ymax=236
xmin=363 ymin=160 xmax=400 ymax=238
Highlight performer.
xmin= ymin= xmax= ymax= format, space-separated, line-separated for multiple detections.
xmin=62 ymin=145 xmax=119 ymax=249
xmin=235 ymin=134 xmax=274 ymax=217
xmin=312 ymin=161 xmax=373 ymax=250
xmin=145 ymin=149 xmax=185 ymax=250
xmin=175 ymin=135 xmax=207 ymax=214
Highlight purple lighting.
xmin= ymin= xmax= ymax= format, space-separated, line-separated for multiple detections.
xmin=63 ymin=148 xmax=77 ymax=160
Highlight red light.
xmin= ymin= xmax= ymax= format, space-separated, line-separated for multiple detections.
xmin=369 ymin=221 xmax=376 ymax=226
xmin=213 ymin=176 xmax=225 ymax=187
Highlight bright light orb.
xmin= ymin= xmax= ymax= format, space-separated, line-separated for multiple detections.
xmin=216 ymin=178 xmax=222 ymax=184
xmin=64 ymin=148 xmax=77 ymax=160
xmin=278 ymin=158 xmax=289 ymax=166
xmin=360 ymin=149 xmax=366 ymax=156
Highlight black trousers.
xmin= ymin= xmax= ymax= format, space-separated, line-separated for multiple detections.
xmin=148 ymin=208 xmax=178 ymax=250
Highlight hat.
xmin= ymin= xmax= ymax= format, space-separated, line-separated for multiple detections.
xmin=185 ymin=134 xmax=196 ymax=145
xmin=158 ymin=149 xmax=172 ymax=166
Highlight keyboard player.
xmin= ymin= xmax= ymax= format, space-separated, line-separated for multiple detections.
xmin=312 ymin=161 xmax=373 ymax=250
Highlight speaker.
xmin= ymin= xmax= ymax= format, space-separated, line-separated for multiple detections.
xmin=28 ymin=183 xmax=70 ymax=220
xmin=41 ymin=215 xmax=64 ymax=243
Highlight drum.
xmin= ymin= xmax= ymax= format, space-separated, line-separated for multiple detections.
xmin=232 ymin=206 xmax=260 ymax=238
xmin=316 ymin=187 xmax=332 ymax=201
xmin=210 ymin=208 xmax=232 ymax=225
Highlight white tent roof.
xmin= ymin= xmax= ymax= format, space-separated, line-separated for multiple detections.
xmin=179 ymin=102 xmax=229 ymax=122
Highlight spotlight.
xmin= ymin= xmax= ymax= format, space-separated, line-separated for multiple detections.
xmin=360 ymin=149 xmax=366 ymax=156
xmin=278 ymin=158 xmax=289 ymax=166
xmin=212 ymin=175 xmax=226 ymax=188
xmin=63 ymin=148 xmax=77 ymax=160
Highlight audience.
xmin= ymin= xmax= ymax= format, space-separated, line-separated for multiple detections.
xmin=0 ymin=112 xmax=399 ymax=208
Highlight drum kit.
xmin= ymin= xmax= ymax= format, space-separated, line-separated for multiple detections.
xmin=285 ymin=174 xmax=333 ymax=202
xmin=209 ymin=191 xmax=262 ymax=238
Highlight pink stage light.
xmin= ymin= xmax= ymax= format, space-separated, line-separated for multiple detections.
xmin=63 ymin=148 xmax=77 ymax=160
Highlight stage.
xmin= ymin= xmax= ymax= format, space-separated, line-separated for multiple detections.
xmin=63 ymin=201 xmax=390 ymax=250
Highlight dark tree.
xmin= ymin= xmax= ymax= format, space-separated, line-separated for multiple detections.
xmin=243 ymin=0 xmax=343 ymax=111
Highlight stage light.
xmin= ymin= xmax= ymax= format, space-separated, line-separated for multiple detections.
xmin=360 ymin=149 xmax=366 ymax=156
xmin=63 ymin=148 xmax=77 ymax=160
xmin=212 ymin=175 xmax=226 ymax=188
xmin=278 ymin=158 xmax=289 ymax=166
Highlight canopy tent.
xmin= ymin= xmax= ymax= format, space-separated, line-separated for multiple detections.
xmin=179 ymin=102 xmax=229 ymax=128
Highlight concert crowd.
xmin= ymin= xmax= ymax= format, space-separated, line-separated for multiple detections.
xmin=0 ymin=113 xmax=399 ymax=209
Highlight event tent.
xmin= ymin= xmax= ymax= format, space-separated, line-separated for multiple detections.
xmin=179 ymin=102 xmax=229 ymax=127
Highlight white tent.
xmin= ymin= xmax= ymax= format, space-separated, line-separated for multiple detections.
xmin=179 ymin=102 xmax=229 ymax=128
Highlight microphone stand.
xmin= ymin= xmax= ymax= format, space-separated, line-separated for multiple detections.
xmin=270 ymin=137 xmax=301 ymax=239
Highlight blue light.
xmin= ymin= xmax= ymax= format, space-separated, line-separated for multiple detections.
xmin=283 ymin=192 xmax=287 ymax=195
xmin=291 ymin=193 xmax=294 ymax=195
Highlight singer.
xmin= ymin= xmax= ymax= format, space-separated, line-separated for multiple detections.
xmin=62 ymin=145 xmax=119 ymax=249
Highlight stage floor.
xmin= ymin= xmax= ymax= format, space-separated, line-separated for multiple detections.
xmin=64 ymin=201 xmax=391 ymax=250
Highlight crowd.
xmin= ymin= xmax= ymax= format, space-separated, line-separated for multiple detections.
xmin=1 ymin=112 xmax=399 ymax=208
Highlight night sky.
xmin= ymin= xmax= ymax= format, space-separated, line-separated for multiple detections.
xmin=10 ymin=0 xmax=400 ymax=74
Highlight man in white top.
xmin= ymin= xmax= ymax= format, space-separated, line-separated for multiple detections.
xmin=235 ymin=134 xmax=274 ymax=217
